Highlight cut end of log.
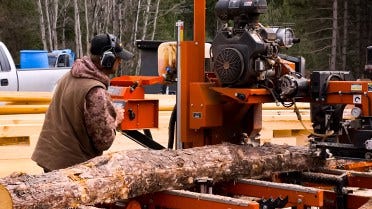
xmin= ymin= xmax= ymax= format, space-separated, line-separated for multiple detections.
xmin=0 ymin=184 xmax=12 ymax=209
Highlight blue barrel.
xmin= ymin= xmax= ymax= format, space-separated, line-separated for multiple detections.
xmin=20 ymin=50 xmax=49 ymax=69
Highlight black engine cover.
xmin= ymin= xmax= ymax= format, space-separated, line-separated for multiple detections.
xmin=212 ymin=30 xmax=267 ymax=87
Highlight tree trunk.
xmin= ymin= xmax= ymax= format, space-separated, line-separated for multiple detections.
xmin=44 ymin=0 xmax=53 ymax=51
xmin=134 ymin=0 xmax=142 ymax=75
xmin=52 ymin=0 xmax=59 ymax=50
xmin=356 ymin=0 xmax=365 ymax=76
xmin=134 ymin=0 xmax=141 ymax=45
xmin=36 ymin=0 xmax=47 ymax=50
xmin=330 ymin=0 xmax=338 ymax=71
xmin=103 ymin=1 xmax=112 ymax=33
xmin=61 ymin=0 xmax=70 ymax=49
xmin=142 ymin=0 xmax=151 ymax=40
xmin=118 ymin=2 xmax=123 ymax=41
xmin=136 ymin=0 xmax=152 ymax=75
xmin=342 ymin=0 xmax=348 ymax=71
xmin=362 ymin=0 xmax=369 ymax=69
xmin=151 ymin=0 xmax=161 ymax=40
xmin=84 ymin=0 xmax=90 ymax=53
xmin=112 ymin=0 xmax=119 ymax=36
xmin=0 ymin=143 xmax=323 ymax=209
xmin=91 ymin=0 xmax=99 ymax=37
xmin=74 ymin=0 xmax=83 ymax=58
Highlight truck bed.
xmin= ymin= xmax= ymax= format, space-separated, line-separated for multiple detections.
xmin=16 ymin=67 xmax=70 ymax=92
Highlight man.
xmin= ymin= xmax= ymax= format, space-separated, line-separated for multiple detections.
xmin=32 ymin=34 xmax=133 ymax=172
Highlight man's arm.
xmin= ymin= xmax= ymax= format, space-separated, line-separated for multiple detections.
xmin=84 ymin=87 xmax=117 ymax=152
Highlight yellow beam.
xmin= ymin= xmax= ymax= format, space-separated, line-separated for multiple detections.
xmin=0 ymin=105 xmax=49 ymax=115
xmin=0 ymin=91 xmax=52 ymax=103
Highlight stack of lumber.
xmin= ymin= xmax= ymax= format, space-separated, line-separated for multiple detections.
xmin=0 ymin=92 xmax=53 ymax=176
xmin=0 ymin=113 xmax=45 ymax=176
xmin=261 ymin=102 xmax=312 ymax=146
xmin=0 ymin=91 xmax=52 ymax=114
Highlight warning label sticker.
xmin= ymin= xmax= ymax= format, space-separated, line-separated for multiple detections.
xmin=351 ymin=84 xmax=362 ymax=91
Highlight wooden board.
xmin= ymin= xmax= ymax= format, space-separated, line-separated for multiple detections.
xmin=0 ymin=91 xmax=52 ymax=103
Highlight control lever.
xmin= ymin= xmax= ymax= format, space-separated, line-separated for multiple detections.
xmin=130 ymin=81 xmax=139 ymax=92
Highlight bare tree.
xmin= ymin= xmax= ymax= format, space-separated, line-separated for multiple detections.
xmin=60 ymin=0 xmax=71 ymax=49
xmin=74 ymin=0 xmax=83 ymax=58
xmin=44 ymin=0 xmax=53 ymax=51
xmin=330 ymin=0 xmax=338 ymax=71
xmin=52 ymin=0 xmax=59 ymax=49
xmin=91 ymin=1 xmax=102 ymax=37
xmin=342 ymin=0 xmax=348 ymax=71
xmin=36 ymin=0 xmax=47 ymax=50
xmin=151 ymin=0 xmax=161 ymax=40
xmin=134 ymin=0 xmax=142 ymax=45
xmin=118 ymin=2 xmax=124 ymax=40
xmin=103 ymin=1 xmax=112 ymax=33
xmin=142 ymin=0 xmax=152 ymax=40
xmin=112 ymin=0 xmax=119 ymax=36
xmin=84 ymin=0 xmax=90 ymax=53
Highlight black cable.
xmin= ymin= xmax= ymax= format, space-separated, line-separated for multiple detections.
xmin=168 ymin=104 xmax=177 ymax=149
xmin=143 ymin=129 xmax=152 ymax=139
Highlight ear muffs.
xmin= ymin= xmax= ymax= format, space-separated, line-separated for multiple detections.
xmin=101 ymin=51 xmax=116 ymax=68
xmin=100 ymin=34 xmax=117 ymax=68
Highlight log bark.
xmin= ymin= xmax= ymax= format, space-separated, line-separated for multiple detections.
xmin=359 ymin=198 xmax=372 ymax=209
xmin=0 ymin=143 xmax=323 ymax=209
xmin=77 ymin=206 xmax=103 ymax=209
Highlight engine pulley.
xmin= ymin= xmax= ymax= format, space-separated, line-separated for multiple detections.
xmin=278 ymin=73 xmax=308 ymax=101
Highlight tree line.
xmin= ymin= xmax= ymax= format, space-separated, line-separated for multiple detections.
xmin=261 ymin=0 xmax=372 ymax=78
xmin=0 ymin=0 xmax=371 ymax=78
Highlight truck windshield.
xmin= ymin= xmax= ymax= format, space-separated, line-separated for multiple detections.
xmin=0 ymin=46 xmax=11 ymax=72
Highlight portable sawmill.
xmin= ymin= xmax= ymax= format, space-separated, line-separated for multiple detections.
xmin=107 ymin=0 xmax=372 ymax=208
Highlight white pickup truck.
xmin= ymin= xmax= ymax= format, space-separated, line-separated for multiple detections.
xmin=0 ymin=41 xmax=70 ymax=92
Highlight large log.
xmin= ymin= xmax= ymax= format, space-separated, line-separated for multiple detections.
xmin=359 ymin=198 xmax=372 ymax=209
xmin=0 ymin=143 xmax=322 ymax=209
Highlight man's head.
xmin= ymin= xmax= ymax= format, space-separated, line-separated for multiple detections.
xmin=90 ymin=34 xmax=133 ymax=69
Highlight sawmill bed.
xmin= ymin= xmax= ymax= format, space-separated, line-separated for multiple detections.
xmin=2 ymin=144 xmax=370 ymax=209
xmin=96 ymin=160 xmax=372 ymax=209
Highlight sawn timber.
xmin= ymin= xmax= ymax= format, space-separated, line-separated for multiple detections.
xmin=0 ymin=143 xmax=323 ymax=209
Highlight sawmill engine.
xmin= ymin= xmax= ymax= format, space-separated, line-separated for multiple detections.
xmin=212 ymin=0 xmax=306 ymax=101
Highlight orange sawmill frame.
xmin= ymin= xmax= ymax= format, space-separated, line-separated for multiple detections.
xmin=177 ymin=0 xmax=207 ymax=147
